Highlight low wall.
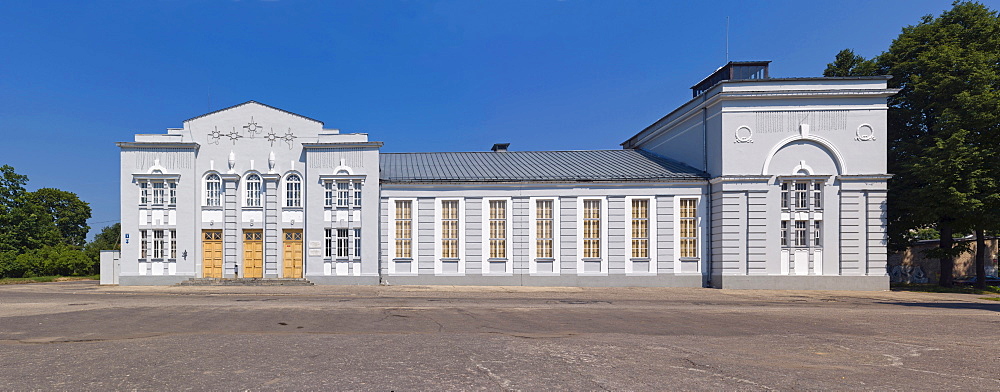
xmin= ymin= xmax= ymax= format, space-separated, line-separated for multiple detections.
xmin=888 ymin=238 xmax=999 ymax=284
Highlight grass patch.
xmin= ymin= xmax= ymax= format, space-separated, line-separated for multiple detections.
xmin=0 ymin=275 xmax=99 ymax=285
xmin=891 ymin=283 xmax=1000 ymax=294
xmin=980 ymin=297 xmax=1000 ymax=301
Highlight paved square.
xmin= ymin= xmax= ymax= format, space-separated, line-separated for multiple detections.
xmin=1 ymin=282 xmax=998 ymax=390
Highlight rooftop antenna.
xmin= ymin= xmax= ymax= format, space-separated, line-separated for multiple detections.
xmin=726 ymin=16 xmax=730 ymax=63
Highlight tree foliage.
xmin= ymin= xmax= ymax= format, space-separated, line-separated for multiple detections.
xmin=0 ymin=165 xmax=97 ymax=277
xmin=823 ymin=49 xmax=880 ymax=77
xmin=870 ymin=1 xmax=1000 ymax=286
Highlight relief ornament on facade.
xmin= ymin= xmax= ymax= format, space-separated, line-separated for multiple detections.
xmin=734 ymin=126 xmax=753 ymax=143
xmin=856 ymin=124 xmax=875 ymax=141
xmin=206 ymin=117 xmax=296 ymax=149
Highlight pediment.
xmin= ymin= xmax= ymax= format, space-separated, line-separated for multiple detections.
xmin=183 ymin=101 xmax=327 ymax=148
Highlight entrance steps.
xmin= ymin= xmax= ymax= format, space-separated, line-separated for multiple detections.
xmin=176 ymin=278 xmax=314 ymax=286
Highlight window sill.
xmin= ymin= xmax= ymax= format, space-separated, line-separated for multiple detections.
xmin=392 ymin=258 xmax=414 ymax=262
xmin=630 ymin=258 xmax=651 ymax=262
xmin=533 ymin=258 xmax=556 ymax=262
xmin=679 ymin=257 xmax=700 ymax=262
xmin=486 ymin=258 xmax=508 ymax=262
xmin=283 ymin=206 xmax=304 ymax=211
xmin=202 ymin=206 xmax=223 ymax=210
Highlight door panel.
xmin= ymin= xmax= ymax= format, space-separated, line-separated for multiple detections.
xmin=243 ymin=230 xmax=263 ymax=278
xmin=283 ymin=230 xmax=303 ymax=278
xmin=202 ymin=230 xmax=223 ymax=278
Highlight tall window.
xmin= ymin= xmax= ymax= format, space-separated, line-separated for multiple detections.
xmin=139 ymin=182 xmax=149 ymax=204
xmin=141 ymin=231 xmax=148 ymax=258
xmin=152 ymin=182 xmax=165 ymax=205
xmin=285 ymin=174 xmax=301 ymax=207
xmin=353 ymin=182 xmax=362 ymax=206
xmin=679 ymin=199 xmax=698 ymax=258
xmin=780 ymin=180 xmax=823 ymax=250
xmin=205 ymin=174 xmax=221 ymax=206
xmin=170 ymin=230 xmax=177 ymax=259
xmin=169 ymin=182 xmax=177 ymax=205
xmin=582 ymin=200 xmax=601 ymax=258
xmin=536 ymin=200 xmax=553 ymax=259
xmin=152 ymin=230 xmax=165 ymax=259
xmin=354 ymin=229 xmax=362 ymax=258
xmin=488 ymin=200 xmax=507 ymax=259
xmin=337 ymin=182 xmax=350 ymax=207
xmin=394 ymin=200 xmax=412 ymax=258
xmin=245 ymin=174 xmax=262 ymax=207
xmin=631 ymin=199 xmax=650 ymax=258
xmin=441 ymin=200 xmax=459 ymax=258
xmin=324 ymin=182 xmax=334 ymax=206
xmin=324 ymin=229 xmax=333 ymax=258
xmin=337 ymin=229 xmax=350 ymax=258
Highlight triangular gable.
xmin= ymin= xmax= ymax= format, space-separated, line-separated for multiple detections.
xmin=183 ymin=101 xmax=324 ymax=125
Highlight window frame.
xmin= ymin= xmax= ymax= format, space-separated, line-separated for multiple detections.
xmin=482 ymin=197 xmax=512 ymax=275
xmin=673 ymin=195 xmax=702 ymax=274
xmin=284 ymin=173 xmax=302 ymax=208
xmin=388 ymin=198 xmax=418 ymax=275
xmin=625 ymin=196 xmax=657 ymax=275
xmin=576 ymin=197 xmax=608 ymax=275
xmin=529 ymin=197 xmax=561 ymax=275
xmin=204 ymin=173 xmax=222 ymax=207
xmin=244 ymin=173 xmax=263 ymax=208
xmin=433 ymin=197 xmax=465 ymax=275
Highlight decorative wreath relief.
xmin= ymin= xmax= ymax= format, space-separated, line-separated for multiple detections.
xmin=734 ymin=126 xmax=753 ymax=143
xmin=856 ymin=124 xmax=875 ymax=141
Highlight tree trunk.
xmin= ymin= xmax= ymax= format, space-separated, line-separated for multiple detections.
xmin=975 ymin=228 xmax=987 ymax=290
xmin=939 ymin=222 xmax=954 ymax=287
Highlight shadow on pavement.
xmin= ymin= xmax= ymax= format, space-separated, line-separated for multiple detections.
xmin=877 ymin=301 xmax=1000 ymax=312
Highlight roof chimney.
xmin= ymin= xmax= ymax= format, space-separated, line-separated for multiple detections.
xmin=491 ymin=143 xmax=510 ymax=152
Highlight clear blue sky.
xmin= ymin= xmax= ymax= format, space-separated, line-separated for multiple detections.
xmin=0 ymin=0 xmax=992 ymax=239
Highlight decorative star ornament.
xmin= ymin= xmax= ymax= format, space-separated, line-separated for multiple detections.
xmin=243 ymin=116 xmax=262 ymax=138
xmin=226 ymin=127 xmax=243 ymax=144
xmin=208 ymin=126 xmax=223 ymax=145
xmin=265 ymin=128 xmax=280 ymax=147
xmin=282 ymin=128 xmax=297 ymax=149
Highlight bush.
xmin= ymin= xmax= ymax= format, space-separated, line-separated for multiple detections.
xmin=0 ymin=245 xmax=94 ymax=278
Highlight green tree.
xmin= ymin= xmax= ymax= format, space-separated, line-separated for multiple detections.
xmin=823 ymin=49 xmax=880 ymax=77
xmin=28 ymin=188 xmax=91 ymax=247
xmin=878 ymin=1 xmax=1000 ymax=287
xmin=84 ymin=223 xmax=120 ymax=273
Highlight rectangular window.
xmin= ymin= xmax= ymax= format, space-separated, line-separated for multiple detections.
xmin=353 ymin=182 xmax=362 ymax=207
xmin=324 ymin=229 xmax=333 ymax=258
xmin=794 ymin=221 xmax=808 ymax=247
xmin=631 ymin=199 xmax=649 ymax=258
xmin=488 ymin=200 xmax=507 ymax=259
xmin=324 ymin=182 xmax=334 ymax=207
xmin=337 ymin=182 xmax=350 ymax=207
xmin=781 ymin=221 xmax=789 ymax=247
xmin=394 ymin=200 xmax=412 ymax=258
xmin=245 ymin=179 xmax=261 ymax=207
xmin=780 ymin=182 xmax=788 ymax=209
xmin=812 ymin=183 xmax=822 ymax=209
xmin=582 ymin=199 xmax=601 ymax=258
xmin=794 ymin=182 xmax=808 ymax=210
xmin=535 ymin=200 xmax=553 ymax=259
xmin=679 ymin=198 xmax=698 ymax=258
xmin=152 ymin=230 xmax=165 ymax=259
xmin=141 ymin=231 xmax=148 ymax=259
xmin=354 ymin=229 xmax=362 ymax=258
xmin=813 ymin=221 xmax=822 ymax=246
xmin=140 ymin=182 xmax=149 ymax=204
xmin=170 ymin=230 xmax=177 ymax=259
xmin=441 ymin=200 xmax=459 ymax=258
xmin=152 ymin=182 xmax=165 ymax=205
xmin=337 ymin=229 xmax=350 ymax=258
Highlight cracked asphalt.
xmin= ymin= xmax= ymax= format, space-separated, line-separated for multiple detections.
xmin=1 ymin=282 xmax=999 ymax=391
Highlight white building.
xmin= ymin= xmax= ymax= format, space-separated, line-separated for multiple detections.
xmin=106 ymin=62 xmax=897 ymax=289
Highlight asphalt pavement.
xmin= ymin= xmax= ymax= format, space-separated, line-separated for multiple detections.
xmin=1 ymin=282 xmax=998 ymax=391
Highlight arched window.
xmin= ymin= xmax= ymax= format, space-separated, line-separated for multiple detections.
xmin=205 ymin=174 xmax=221 ymax=206
xmin=285 ymin=174 xmax=301 ymax=207
xmin=245 ymin=174 xmax=262 ymax=207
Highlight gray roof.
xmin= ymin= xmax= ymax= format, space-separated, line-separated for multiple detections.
xmin=380 ymin=149 xmax=707 ymax=183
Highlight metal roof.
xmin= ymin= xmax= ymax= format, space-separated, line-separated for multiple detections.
xmin=380 ymin=149 xmax=707 ymax=183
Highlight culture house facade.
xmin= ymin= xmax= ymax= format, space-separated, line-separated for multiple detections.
xmin=103 ymin=62 xmax=897 ymax=289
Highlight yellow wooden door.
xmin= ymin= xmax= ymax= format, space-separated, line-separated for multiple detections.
xmin=202 ymin=230 xmax=223 ymax=278
xmin=283 ymin=230 xmax=303 ymax=278
xmin=243 ymin=230 xmax=263 ymax=278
